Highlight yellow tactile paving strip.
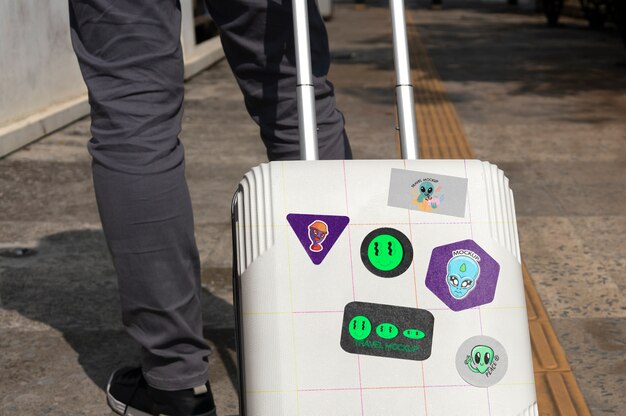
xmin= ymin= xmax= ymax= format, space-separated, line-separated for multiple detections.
xmin=404 ymin=9 xmax=591 ymax=415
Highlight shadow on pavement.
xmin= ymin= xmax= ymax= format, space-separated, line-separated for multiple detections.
xmin=0 ymin=229 xmax=238 ymax=394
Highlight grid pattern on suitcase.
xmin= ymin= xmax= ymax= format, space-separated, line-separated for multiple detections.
xmin=236 ymin=159 xmax=536 ymax=415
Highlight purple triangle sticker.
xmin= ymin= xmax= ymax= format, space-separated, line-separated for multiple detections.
xmin=286 ymin=213 xmax=350 ymax=265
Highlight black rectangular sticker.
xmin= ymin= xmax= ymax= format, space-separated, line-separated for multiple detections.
xmin=340 ymin=301 xmax=435 ymax=361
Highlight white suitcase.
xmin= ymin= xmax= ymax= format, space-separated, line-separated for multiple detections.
xmin=231 ymin=1 xmax=537 ymax=415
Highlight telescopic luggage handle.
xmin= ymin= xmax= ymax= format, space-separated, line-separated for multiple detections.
xmin=292 ymin=0 xmax=420 ymax=161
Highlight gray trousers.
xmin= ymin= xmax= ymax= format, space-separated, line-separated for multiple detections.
xmin=68 ymin=0 xmax=351 ymax=391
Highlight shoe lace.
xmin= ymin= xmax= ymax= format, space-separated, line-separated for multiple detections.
xmin=122 ymin=368 xmax=144 ymax=416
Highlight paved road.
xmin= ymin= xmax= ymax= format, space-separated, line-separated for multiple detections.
xmin=1 ymin=1 xmax=624 ymax=415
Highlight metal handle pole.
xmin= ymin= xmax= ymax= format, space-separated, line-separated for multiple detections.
xmin=293 ymin=0 xmax=319 ymax=161
xmin=390 ymin=0 xmax=420 ymax=160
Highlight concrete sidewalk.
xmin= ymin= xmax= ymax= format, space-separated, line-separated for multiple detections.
xmin=1 ymin=1 xmax=624 ymax=415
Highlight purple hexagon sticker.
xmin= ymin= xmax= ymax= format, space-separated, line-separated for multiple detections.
xmin=425 ymin=239 xmax=499 ymax=311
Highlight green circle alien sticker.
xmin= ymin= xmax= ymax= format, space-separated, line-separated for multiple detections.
xmin=455 ymin=335 xmax=508 ymax=387
xmin=360 ymin=228 xmax=413 ymax=278
xmin=348 ymin=315 xmax=372 ymax=340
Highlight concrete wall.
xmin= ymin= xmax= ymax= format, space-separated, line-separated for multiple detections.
xmin=0 ymin=1 xmax=85 ymax=129
xmin=0 ymin=0 xmax=223 ymax=158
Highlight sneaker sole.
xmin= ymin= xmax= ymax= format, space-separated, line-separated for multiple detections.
xmin=106 ymin=372 xmax=217 ymax=416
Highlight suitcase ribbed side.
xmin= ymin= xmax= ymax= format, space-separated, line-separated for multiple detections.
xmin=520 ymin=402 xmax=539 ymax=416
xmin=482 ymin=161 xmax=521 ymax=262
xmin=234 ymin=163 xmax=275 ymax=275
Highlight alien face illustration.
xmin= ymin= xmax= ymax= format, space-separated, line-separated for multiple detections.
xmin=418 ymin=181 xmax=435 ymax=202
xmin=446 ymin=255 xmax=480 ymax=299
xmin=465 ymin=345 xmax=495 ymax=374
xmin=308 ymin=220 xmax=328 ymax=252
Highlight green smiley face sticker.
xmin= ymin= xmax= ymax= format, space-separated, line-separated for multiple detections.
xmin=376 ymin=323 xmax=399 ymax=339
xmin=361 ymin=228 xmax=413 ymax=277
xmin=403 ymin=329 xmax=426 ymax=340
xmin=367 ymin=234 xmax=404 ymax=271
xmin=348 ymin=315 xmax=372 ymax=340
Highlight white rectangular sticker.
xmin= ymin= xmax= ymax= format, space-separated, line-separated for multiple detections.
xmin=387 ymin=169 xmax=468 ymax=218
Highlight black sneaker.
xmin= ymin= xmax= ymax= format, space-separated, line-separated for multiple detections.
xmin=106 ymin=367 xmax=217 ymax=416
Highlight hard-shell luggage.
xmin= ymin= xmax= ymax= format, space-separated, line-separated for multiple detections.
xmin=231 ymin=1 xmax=538 ymax=414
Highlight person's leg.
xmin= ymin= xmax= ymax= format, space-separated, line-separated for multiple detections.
xmin=68 ymin=0 xmax=210 ymax=391
xmin=206 ymin=0 xmax=352 ymax=160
